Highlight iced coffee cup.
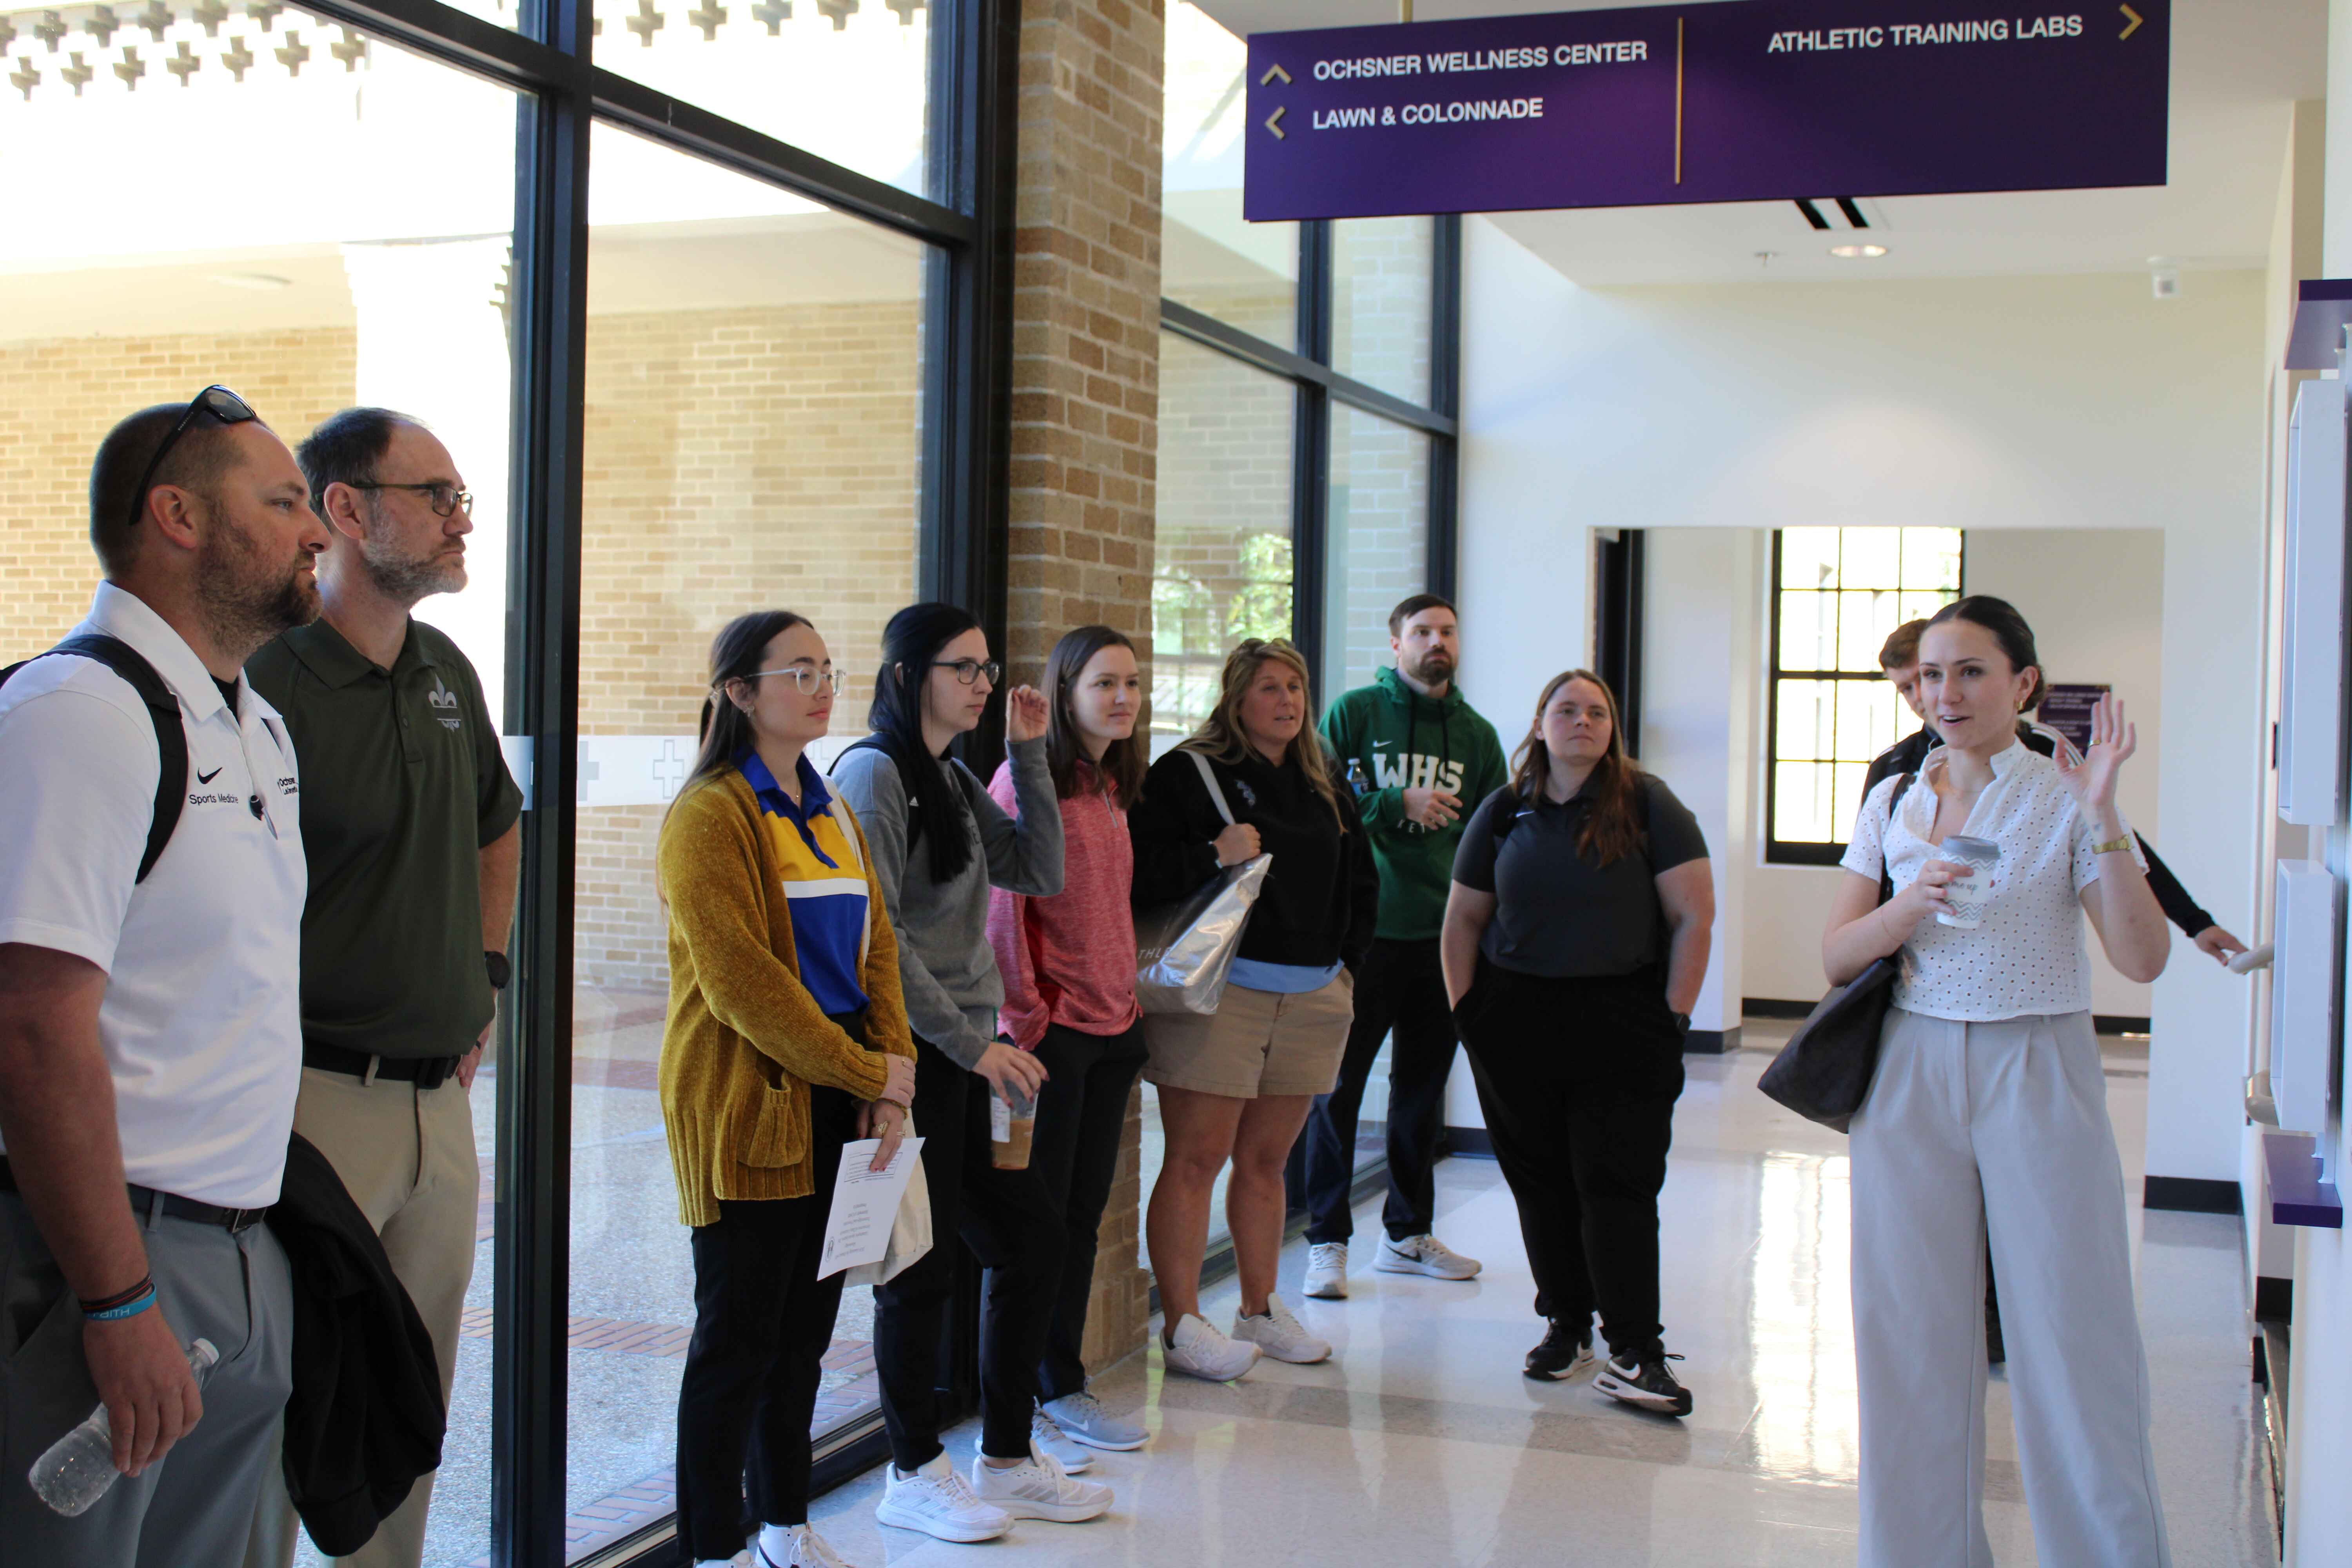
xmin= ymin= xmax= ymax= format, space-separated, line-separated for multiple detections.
xmin=991 ymin=1081 xmax=1037 ymax=1170
xmin=1935 ymin=835 xmax=2002 ymax=929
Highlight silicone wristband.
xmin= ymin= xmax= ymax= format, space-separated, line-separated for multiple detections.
xmin=77 ymin=1274 xmax=155 ymax=1313
xmin=84 ymin=1287 xmax=158 ymax=1322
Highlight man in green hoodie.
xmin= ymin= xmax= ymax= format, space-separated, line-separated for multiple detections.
xmin=1303 ymin=594 xmax=1509 ymax=1299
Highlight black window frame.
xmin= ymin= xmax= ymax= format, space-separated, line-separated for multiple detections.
xmin=255 ymin=0 xmax=1016 ymax=1562
xmin=1158 ymin=212 xmax=1464 ymax=701
xmin=1762 ymin=527 xmax=1965 ymax=866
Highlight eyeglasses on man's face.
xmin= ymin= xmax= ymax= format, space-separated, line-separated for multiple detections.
xmin=354 ymin=481 xmax=473 ymax=519
xmin=739 ymin=665 xmax=844 ymax=697
xmin=933 ymin=658 xmax=1001 ymax=688
xmin=125 ymin=385 xmax=260 ymax=533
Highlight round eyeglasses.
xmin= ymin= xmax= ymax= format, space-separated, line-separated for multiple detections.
xmin=932 ymin=658 xmax=1002 ymax=687
xmin=737 ymin=665 xmax=844 ymax=696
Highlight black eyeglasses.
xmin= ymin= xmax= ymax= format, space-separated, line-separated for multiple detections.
xmin=352 ymin=481 xmax=473 ymax=519
xmin=933 ymin=658 xmax=1002 ymax=687
xmin=125 ymin=385 xmax=258 ymax=532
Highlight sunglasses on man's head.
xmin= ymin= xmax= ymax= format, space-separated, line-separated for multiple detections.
xmin=125 ymin=385 xmax=259 ymax=533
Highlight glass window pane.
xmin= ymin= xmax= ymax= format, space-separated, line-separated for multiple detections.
xmin=1902 ymin=526 xmax=1963 ymax=591
xmin=1831 ymin=761 xmax=1872 ymax=846
xmin=1775 ymin=679 xmax=1834 ymax=762
xmin=1152 ymin=331 xmax=1295 ymax=755
xmin=1781 ymin=526 xmax=1842 ymax=591
xmin=3 ymin=34 xmax=521 ymax=1568
xmin=1838 ymin=526 xmax=1900 ymax=588
xmin=1779 ymin=591 xmax=1836 ymax=673
xmin=569 ymin=121 xmax=926 ymax=1560
xmin=1899 ymin=588 xmax=1952 ymax=628
xmin=1834 ymin=678 xmax=1901 ymax=762
xmin=590 ymin=0 xmax=929 ymax=198
xmin=1324 ymin=407 xmax=1430 ymax=703
xmin=1837 ymin=587 xmax=1902 ymax=672
xmin=1332 ymin=216 xmax=1434 ymax=402
xmin=1163 ymin=1 xmax=1297 ymax=345
xmin=1773 ymin=760 xmax=1834 ymax=842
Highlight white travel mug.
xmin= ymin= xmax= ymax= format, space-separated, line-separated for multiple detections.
xmin=1935 ymin=835 xmax=2001 ymax=928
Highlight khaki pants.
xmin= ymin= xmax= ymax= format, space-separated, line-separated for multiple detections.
xmin=1851 ymin=1008 xmax=2170 ymax=1568
xmin=246 ymin=1067 xmax=478 ymax=1568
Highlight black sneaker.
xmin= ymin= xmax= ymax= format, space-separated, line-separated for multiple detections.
xmin=1523 ymin=1318 xmax=1595 ymax=1381
xmin=1594 ymin=1352 xmax=1693 ymax=1417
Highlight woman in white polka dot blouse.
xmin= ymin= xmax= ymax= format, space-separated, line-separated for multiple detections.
xmin=1821 ymin=596 xmax=2173 ymax=1568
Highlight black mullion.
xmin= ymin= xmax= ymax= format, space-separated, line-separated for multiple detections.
xmin=1427 ymin=214 xmax=1461 ymax=598
xmin=1292 ymin=221 xmax=1334 ymax=693
xmin=1158 ymin=301 xmax=1456 ymax=437
xmin=495 ymin=0 xmax=590 ymax=1558
xmin=286 ymin=0 xmax=575 ymax=89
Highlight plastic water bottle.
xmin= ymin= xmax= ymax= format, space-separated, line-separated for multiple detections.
xmin=27 ymin=1338 xmax=219 ymax=1515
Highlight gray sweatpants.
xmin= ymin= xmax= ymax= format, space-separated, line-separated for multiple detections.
xmin=1851 ymin=1007 xmax=2171 ymax=1568
xmin=0 ymin=1191 xmax=293 ymax=1568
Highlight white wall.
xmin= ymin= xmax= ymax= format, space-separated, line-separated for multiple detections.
xmin=1452 ymin=263 xmax=2269 ymax=1175
xmin=1448 ymin=216 xmax=1594 ymax=1128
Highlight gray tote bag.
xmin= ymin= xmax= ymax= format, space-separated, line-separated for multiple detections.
xmin=1134 ymin=751 xmax=1273 ymax=1015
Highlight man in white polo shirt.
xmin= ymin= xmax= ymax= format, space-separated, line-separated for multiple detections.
xmin=0 ymin=389 xmax=327 ymax=1566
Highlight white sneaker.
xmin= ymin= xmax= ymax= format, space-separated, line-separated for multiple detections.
xmin=970 ymin=1445 xmax=1114 ymax=1522
xmin=1161 ymin=1312 xmax=1260 ymax=1381
xmin=1376 ymin=1232 xmax=1483 ymax=1280
xmin=874 ymin=1452 xmax=1011 ymax=1543
xmin=987 ymin=1407 xmax=1091 ymax=1472
xmin=754 ymin=1524 xmax=855 ymax=1568
xmin=1303 ymin=1241 xmax=1349 ymax=1299
xmin=1230 ymin=1295 xmax=1332 ymax=1364
xmin=1041 ymin=1389 xmax=1149 ymax=1451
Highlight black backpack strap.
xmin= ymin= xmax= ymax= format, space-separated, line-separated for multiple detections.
xmin=0 ymin=634 xmax=186 ymax=883
xmin=1874 ymin=771 xmax=1916 ymax=907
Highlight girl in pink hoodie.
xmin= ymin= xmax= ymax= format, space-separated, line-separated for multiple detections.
xmin=985 ymin=626 xmax=1152 ymax=1459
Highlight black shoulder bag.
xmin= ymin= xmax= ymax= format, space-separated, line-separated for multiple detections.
xmin=1756 ymin=772 xmax=1915 ymax=1133
xmin=1 ymin=633 xmax=187 ymax=882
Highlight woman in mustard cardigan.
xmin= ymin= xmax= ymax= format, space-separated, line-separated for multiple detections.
xmin=657 ymin=610 xmax=918 ymax=1568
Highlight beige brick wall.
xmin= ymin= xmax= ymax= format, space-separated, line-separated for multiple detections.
xmin=574 ymin=300 xmax=923 ymax=989
xmin=1012 ymin=0 xmax=1166 ymax=1372
xmin=0 ymin=330 xmax=358 ymax=662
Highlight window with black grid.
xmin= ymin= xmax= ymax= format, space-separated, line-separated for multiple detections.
xmin=1766 ymin=526 xmax=1964 ymax=863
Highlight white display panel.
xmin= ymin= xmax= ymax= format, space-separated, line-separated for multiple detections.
xmin=2279 ymin=377 xmax=2349 ymax=824
xmin=2272 ymin=858 xmax=2343 ymax=1139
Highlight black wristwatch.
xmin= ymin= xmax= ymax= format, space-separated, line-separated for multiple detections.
xmin=485 ymin=950 xmax=512 ymax=991
xmin=1671 ymin=1011 xmax=1692 ymax=1037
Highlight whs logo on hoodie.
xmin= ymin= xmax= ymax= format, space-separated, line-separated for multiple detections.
xmin=1368 ymin=744 xmax=1466 ymax=796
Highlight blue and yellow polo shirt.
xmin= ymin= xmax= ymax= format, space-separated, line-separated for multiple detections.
xmin=737 ymin=750 xmax=869 ymax=1016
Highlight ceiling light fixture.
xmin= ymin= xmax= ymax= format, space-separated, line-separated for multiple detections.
xmin=209 ymin=272 xmax=294 ymax=291
xmin=1829 ymin=243 xmax=1888 ymax=260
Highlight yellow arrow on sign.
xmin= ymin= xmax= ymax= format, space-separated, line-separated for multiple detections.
xmin=1260 ymin=63 xmax=1291 ymax=85
xmin=2118 ymin=4 xmax=2141 ymax=39
xmin=1265 ymin=105 xmax=1287 ymax=139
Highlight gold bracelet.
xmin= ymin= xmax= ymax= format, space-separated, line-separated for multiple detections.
xmin=2092 ymin=834 xmax=2132 ymax=857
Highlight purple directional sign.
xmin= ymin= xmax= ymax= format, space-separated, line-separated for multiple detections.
xmin=1244 ymin=0 xmax=2168 ymax=221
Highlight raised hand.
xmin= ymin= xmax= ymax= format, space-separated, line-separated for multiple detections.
xmin=2055 ymin=693 xmax=2136 ymax=817
xmin=1005 ymin=685 xmax=1050 ymax=743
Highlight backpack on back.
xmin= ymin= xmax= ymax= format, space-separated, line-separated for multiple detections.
xmin=0 ymin=634 xmax=186 ymax=883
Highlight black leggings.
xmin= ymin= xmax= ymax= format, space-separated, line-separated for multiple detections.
xmin=1028 ymin=1020 xmax=1149 ymax=1402
xmin=872 ymin=1038 xmax=1067 ymax=1466
xmin=1456 ymin=960 xmax=1685 ymax=1363
xmin=674 ymin=1087 xmax=855 ymax=1559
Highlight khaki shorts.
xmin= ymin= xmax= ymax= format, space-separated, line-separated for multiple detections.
xmin=1142 ymin=971 xmax=1356 ymax=1099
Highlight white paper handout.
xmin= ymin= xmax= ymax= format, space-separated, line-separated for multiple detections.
xmin=817 ymin=1136 xmax=925 ymax=1279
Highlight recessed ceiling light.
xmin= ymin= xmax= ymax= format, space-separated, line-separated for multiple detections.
xmin=1829 ymin=243 xmax=1888 ymax=260
xmin=209 ymin=273 xmax=293 ymax=291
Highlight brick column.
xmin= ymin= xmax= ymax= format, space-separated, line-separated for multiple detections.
xmin=1007 ymin=0 xmax=1164 ymax=1370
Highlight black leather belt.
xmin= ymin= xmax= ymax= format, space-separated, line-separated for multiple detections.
xmin=0 ymin=1157 xmax=267 ymax=1233
xmin=303 ymin=1041 xmax=463 ymax=1090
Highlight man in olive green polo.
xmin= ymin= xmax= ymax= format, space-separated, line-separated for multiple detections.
xmin=243 ymin=409 xmax=521 ymax=1568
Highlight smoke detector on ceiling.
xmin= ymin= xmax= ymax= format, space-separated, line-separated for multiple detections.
xmin=2149 ymin=257 xmax=2180 ymax=300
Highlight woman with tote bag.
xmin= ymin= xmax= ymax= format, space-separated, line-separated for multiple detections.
xmin=655 ymin=610 xmax=918 ymax=1568
xmin=1821 ymin=597 xmax=2171 ymax=1568
xmin=1127 ymin=638 xmax=1379 ymax=1381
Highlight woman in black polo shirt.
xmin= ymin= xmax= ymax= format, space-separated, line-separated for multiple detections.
xmin=1441 ymin=669 xmax=1714 ymax=1416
